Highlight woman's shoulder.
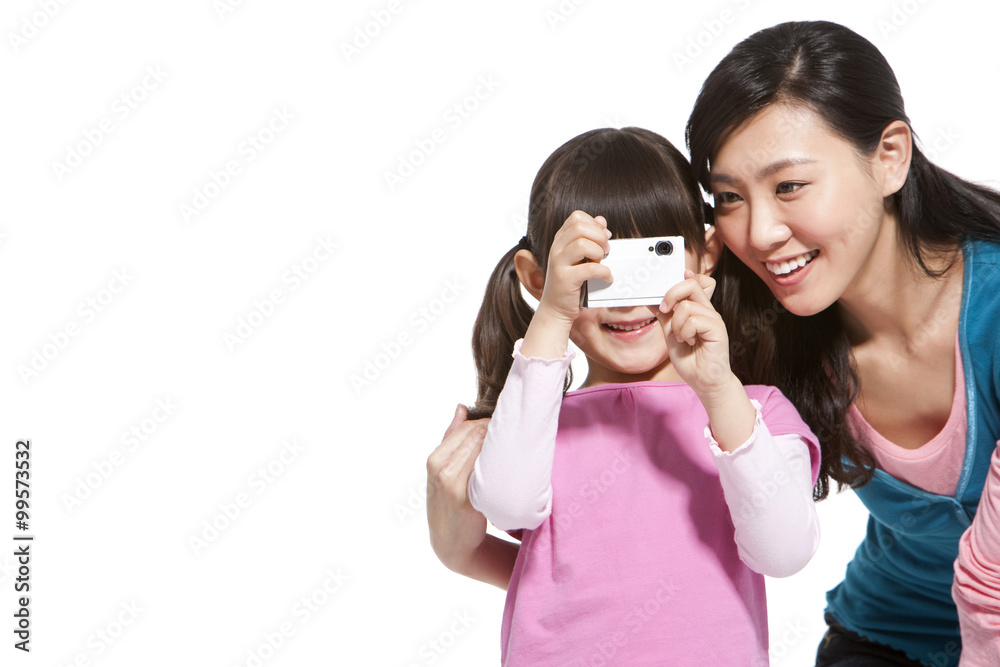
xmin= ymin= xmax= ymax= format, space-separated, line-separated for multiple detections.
xmin=962 ymin=238 xmax=1000 ymax=313
xmin=964 ymin=236 xmax=1000 ymax=267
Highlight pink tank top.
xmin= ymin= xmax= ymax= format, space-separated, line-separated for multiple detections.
xmin=849 ymin=337 xmax=966 ymax=496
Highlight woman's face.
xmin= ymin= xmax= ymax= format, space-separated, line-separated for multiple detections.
xmin=708 ymin=104 xmax=895 ymax=317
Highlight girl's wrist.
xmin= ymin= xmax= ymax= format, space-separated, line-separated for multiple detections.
xmin=699 ymin=376 xmax=757 ymax=452
xmin=534 ymin=299 xmax=578 ymax=328
xmin=521 ymin=304 xmax=574 ymax=359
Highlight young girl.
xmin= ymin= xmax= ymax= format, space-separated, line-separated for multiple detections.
xmin=465 ymin=127 xmax=821 ymax=665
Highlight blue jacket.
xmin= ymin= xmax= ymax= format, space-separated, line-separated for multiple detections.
xmin=826 ymin=238 xmax=1000 ymax=667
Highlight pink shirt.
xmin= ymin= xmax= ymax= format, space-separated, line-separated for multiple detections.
xmin=470 ymin=344 xmax=821 ymax=665
xmin=850 ymin=338 xmax=966 ymax=496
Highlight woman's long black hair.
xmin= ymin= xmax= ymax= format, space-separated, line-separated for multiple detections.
xmin=687 ymin=20 xmax=1000 ymax=499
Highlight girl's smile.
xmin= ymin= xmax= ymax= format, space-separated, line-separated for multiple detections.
xmin=601 ymin=316 xmax=659 ymax=340
xmin=572 ymin=305 xmax=671 ymax=387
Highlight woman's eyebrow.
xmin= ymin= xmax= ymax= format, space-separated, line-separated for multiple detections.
xmin=710 ymin=157 xmax=818 ymax=185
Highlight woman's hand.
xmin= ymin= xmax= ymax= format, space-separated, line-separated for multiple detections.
xmin=426 ymin=405 xmax=518 ymax=589
xmin=522 ymin=211 xmax=612 ymax=359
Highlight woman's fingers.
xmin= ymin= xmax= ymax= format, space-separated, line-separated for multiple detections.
xmin=444 ymin=404 xmax=467 ymax=438
xmin=428 ymin=406 xmax=489 ymax=480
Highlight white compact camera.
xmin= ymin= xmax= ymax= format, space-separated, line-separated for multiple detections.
xmin=582 ymin=236 xmax=686 ymax=308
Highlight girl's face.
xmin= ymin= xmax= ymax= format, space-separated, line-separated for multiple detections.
xmin=708 ymin=104 xmax=896 ymax=317
xmin=571 ymin=249 xmax=700 ymax=387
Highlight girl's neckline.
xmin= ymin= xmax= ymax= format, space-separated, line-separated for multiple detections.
xmin=566 ymin=380 xmax=689 ymax=397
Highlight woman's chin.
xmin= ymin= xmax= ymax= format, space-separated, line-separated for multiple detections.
xmin=772 ymin=292 xmax=836 ymax=318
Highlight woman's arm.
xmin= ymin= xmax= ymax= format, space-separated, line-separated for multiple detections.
xmin=953 ymin=441 xmax=1000 ymax=666
xmin=426 ymin=405 xmax=518 ymax=589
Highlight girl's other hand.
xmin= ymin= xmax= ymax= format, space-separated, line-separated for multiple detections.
xmin=657 ymin=270 xmax=735 ymax=397
xmin=536 ymin=211 xmax=613 ymax=325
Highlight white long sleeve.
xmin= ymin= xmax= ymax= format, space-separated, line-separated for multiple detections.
xmin=469 ymin=343 xmax=820 ymax=579
xmin=708 ymin=408 xmax=820 ymax=578
xmin=467 ymin=340 xmax=572 ymax=531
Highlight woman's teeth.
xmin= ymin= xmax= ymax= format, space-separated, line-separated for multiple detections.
xmin=767 ymin=250 xmax=818 ymax=276
xmin=604 ymin=318 xmax=655 ymax=332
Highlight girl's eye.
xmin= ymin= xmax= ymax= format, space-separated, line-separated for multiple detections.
xmin=776 ymin=182 xmax=806 ymax=195
xmin=713 ymin=191 xmax=742 ymax=205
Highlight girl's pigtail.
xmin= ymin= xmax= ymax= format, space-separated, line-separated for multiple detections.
xmin=467 ymin=239 xmax=536 ymax=419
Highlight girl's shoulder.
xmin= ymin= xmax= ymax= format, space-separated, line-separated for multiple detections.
xmin=743 ymin=384 xmax=815 ymax=433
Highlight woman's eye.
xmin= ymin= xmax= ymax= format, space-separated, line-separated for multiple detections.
xmin=713 ymin=191 xmax=741 ymax=205
xmin=776 ymin=182 xmax=805 ymax=195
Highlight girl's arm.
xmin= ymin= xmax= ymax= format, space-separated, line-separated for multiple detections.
xmin=708 ymin=400 xmax=821 ymax=578
xmin=953 ymin=442 xmax=1000 ymax=666
xmin=468 ymin=341 xmax=573 ymax=530
xmin=427 ymin=405 xmax=518 ymax=589
xmin=659 ymin=273 xmax=820 ymax=577
xmin=659 ymin=271 xmax=757 ymax=451
xmin=469 ymin=212 xmax=611 ymax=531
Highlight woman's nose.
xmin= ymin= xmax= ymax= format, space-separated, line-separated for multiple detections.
xmin=748 ymin=204 xmax=791 ymax=251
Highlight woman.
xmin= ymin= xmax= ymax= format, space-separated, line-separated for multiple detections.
xmin=428 ymin=20 xmax=1000 ymax=667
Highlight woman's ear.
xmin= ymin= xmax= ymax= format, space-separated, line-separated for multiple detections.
xmin=699 ymin=225 xmax=722 ymax=275
xmin=513 ymin=249 xmax=545 ymax=300
xmin=875 ymin=120 xmax=912 ymax=198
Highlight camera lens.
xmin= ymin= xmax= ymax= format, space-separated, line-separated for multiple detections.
xmin=655 ymin=240 xmax=673 ymax=256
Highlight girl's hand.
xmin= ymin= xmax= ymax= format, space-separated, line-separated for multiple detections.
xmin=657 ymin=270 xmax=734 ymax=397
xmin=658 ymin=271 xmax=756 ymax=451
xmin=536 ymin=210 xmax=613 ymax=325
xmin=426 ymin=405 xmax=517 ymax=589
xmin=521 ymin=211 xmax=612 ymax=360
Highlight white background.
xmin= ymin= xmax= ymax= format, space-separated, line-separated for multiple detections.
xmin=2 ymin=1 xmax=998 ymax=665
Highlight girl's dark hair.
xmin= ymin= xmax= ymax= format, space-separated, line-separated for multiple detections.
xmin=468 ymin=127 xmax=708 ymax=419
xmin=686 ymin=20 xmax=1000 ymax=499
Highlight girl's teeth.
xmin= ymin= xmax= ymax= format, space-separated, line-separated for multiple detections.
xmin=767 ymin=250 xmax=817 ymax=276
xmin=606 ymin=319 xmax=654 ymax=332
